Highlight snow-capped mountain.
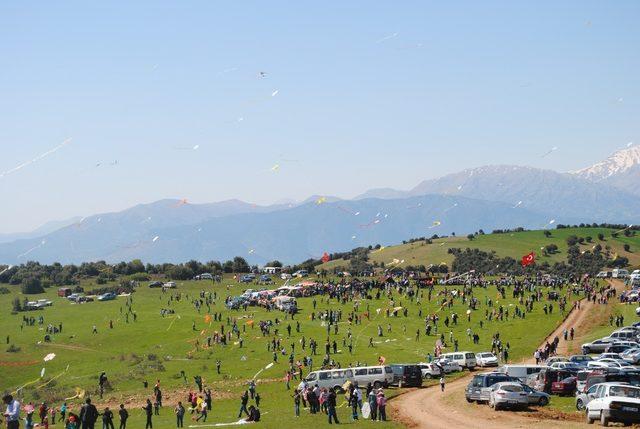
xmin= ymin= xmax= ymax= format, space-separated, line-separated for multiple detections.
xmin=571 ymin=146 xmax=640 ymax=182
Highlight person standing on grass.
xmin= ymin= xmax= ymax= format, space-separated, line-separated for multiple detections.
xmin=327 ymin=387 xmax=339 ymax=424
xmin=292 ymin=389 xmax=301 ymax=417
xmin=205 ymin=389 xmax=212 ymax=411
xmin=98 ymin=372 xmax=108 ymax=399
xmin=117 ymin=405 xmax=128 ymax=429
xmin=368 ymin=388 xmax=378 ymax=421
xmin=142 ymin=399 xmax=153 ymax=429
xmin=440 ymin=376 xmax=446 ymax=392
xmin=60 ymin=402 xmax=67 ymax=423
xmin=376 ymin=390 xmax=387 ymax=421
xmin=237 ymin=391 xmax=249 ymax=418
xmin=101 ymin=407 xmax=114 ymax=429
xmin=2 ymin=394 xmax=20 ymax=429
xmin=194 ymin=375 xmax=203 ymax=393
xmin=174 ymin=402 xmax=185 ymax=428
xmin=80 ymin=398 xmax=99 ymax=429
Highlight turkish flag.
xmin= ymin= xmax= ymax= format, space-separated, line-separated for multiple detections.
xmin=521 ymin=252 xmax=536 ymax=267
xmin=321 ymin=252 xmax=330 ymax=263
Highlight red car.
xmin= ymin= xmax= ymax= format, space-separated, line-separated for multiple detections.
xmin=551 ymin=376 xmax=577 ymax=396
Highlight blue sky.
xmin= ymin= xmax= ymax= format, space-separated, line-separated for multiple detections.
xmin=0 ymin=1 xmax=638 ymax=233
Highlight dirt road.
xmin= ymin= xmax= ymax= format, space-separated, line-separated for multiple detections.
xmin=390 ymin=280 xmax=628 ymax=429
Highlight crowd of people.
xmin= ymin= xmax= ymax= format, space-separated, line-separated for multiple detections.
xmin=3 ymin=271 xmax=610 ymax=428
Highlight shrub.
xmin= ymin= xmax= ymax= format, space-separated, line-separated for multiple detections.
xmin=21 ymin=277 xmax=44 ymax=294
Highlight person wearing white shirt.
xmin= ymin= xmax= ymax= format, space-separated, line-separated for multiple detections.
xmin=3 ymin=394 xmax=20 ymax=429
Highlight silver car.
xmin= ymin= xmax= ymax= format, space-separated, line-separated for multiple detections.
xmin=488 ymin=382 xmax=529 ymax=410
xmin=521 ymin=384 xmax=550 ymax=406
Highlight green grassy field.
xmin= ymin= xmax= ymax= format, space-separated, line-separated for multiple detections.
xmin=320 ymin=227 xmax=640 ymax=272
xmin=0 ymin=273 xmax=579 ymax=428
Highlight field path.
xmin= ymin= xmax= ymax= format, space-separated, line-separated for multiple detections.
xmin=390 ymin=280 xmax=628 ymax=429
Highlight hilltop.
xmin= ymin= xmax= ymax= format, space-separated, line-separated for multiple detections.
xmin=318 ymin=226 xmax=640 ymax=272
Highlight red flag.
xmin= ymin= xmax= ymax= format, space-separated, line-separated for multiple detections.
xmin=521 ymin=252 xmax=536 ymax=267
xmin=321 ymin=252 xmax=330 ymax=263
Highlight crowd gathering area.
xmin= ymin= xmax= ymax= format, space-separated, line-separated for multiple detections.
xmin=0 ymin=271 xmax=618 ymax=428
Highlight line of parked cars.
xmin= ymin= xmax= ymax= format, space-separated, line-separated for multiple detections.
xmin=574 ymin=320 xmax=640 ymax=426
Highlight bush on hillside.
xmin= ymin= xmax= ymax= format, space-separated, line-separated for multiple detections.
xmin=21 ymin=277 xmax=44 ymax=294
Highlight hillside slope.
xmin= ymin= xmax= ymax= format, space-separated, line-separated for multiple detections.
xmin=319 ymin=227 xmax=640 ymax=271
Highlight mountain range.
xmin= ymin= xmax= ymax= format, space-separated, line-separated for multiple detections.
xmin=1 ymin=146 xmax=638 ymax=265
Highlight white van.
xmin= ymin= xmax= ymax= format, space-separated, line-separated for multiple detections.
xmin=352 ymin=365 xmax=394 ymax=388
xmin=612 ymin=269 xmax=629 ymax=279
xmin=301 ymin=366 xmax=392 ymax=391
xmin=498 ymin=365 xmax=544 ymax=382
xmin=607 ymin=330 xmax=639 ymax=342
xmin=440 ymin=351 xmax=477 ymax=369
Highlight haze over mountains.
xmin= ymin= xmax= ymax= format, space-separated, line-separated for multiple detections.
xmin=1 ymin=147 xmax=639 ymax=265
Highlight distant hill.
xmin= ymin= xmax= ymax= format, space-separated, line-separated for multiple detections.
xmin=1 ymin=146 xmax=640 ymax=265
xmin=0 ymin=195 xmax=551 ymax=265
xmin=319 ymin=227 xmax=640 ymax=271
xmin=0 ymin=216 xmax=82 ymax=244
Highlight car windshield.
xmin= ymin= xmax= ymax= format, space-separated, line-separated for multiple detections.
xmin=480 ymin=353 xmax=493 ymax=358
xmin=610 ymin=386 xmax=640 ymax=398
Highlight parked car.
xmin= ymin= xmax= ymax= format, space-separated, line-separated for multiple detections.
xmin=57 ymin=287 xmax=72 ymax=297
xmin=389 ymin=364 xmax=423 ymax=387
xmin=488 ymin=382 xmax=529 ymax=410
xmin=293 ymin=270 xmax=308 ymax=277
xmin=97 ymin=292 xmax=117 ymax=301
xmin=465 ymin=373 xmax=515 ymax=403
xmin=551 ymin=376 xmax=577 ymax=396
xmin=239 ymin=274 xmax=255 ymax=283
xmin=621 ymin=349 xmax=640 ymax=365
xmin=439 ymin=351 xmax=477 ymax=370
xmin=499 ymin=365 xmax=544 ymax=382
xmin=585 ymin=384 xmax=640 ymax=426
xmin=545 ymin=356 xmax=569 ymax=365
xmin=569 ymin=355 xmax=594 ymax=367
xmin=606 ymin=344 xmax=637 ymax=354
xmin=301 ymin=366 xmax=393 ymax=392
xmin=433 ymin=358 xmax=462 ymax=374
xmin=520 ymin=384 xmax=550 ymax=406
xmin=576 ymin=382 xmax=633 ymax=411
xmin=549 ymin=361 xmax=582 ymax=372
xmin=148 ymin=281 xmax=163 ymax=288
xmin=417 ymin=362 xmax=443 ymax=379
xmin=475 ymin=352 xmax=499 ymax=367
xmin=584 ymin=371 xmax=640 ymax=393
xmin=582 ymin=338 xmax=620 ymax=354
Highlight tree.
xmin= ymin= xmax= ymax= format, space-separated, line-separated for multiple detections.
xmin=466 ymin=234 xmax=475 ymax=241
xmin=232 ymin=257 xmax=250 ymax=273
xmin=566 ymin=235 xmax=579 ymax=246
xmin=12 ymin=297 xmax=21 ymax=312
xmin=598 ymin=233 xmax=605 ymax=241
xmin=21 ymin=277 xmax=44 ymax=294
xmin=543 ymin=230 xmax=552 ymax=238
xmin=624 ymin=244 xmax=631 ymax=252
xmin=544 ymin=244 xmax=559 ymax=254
xmin=265 ymin=260 xmax=283 ymax=267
